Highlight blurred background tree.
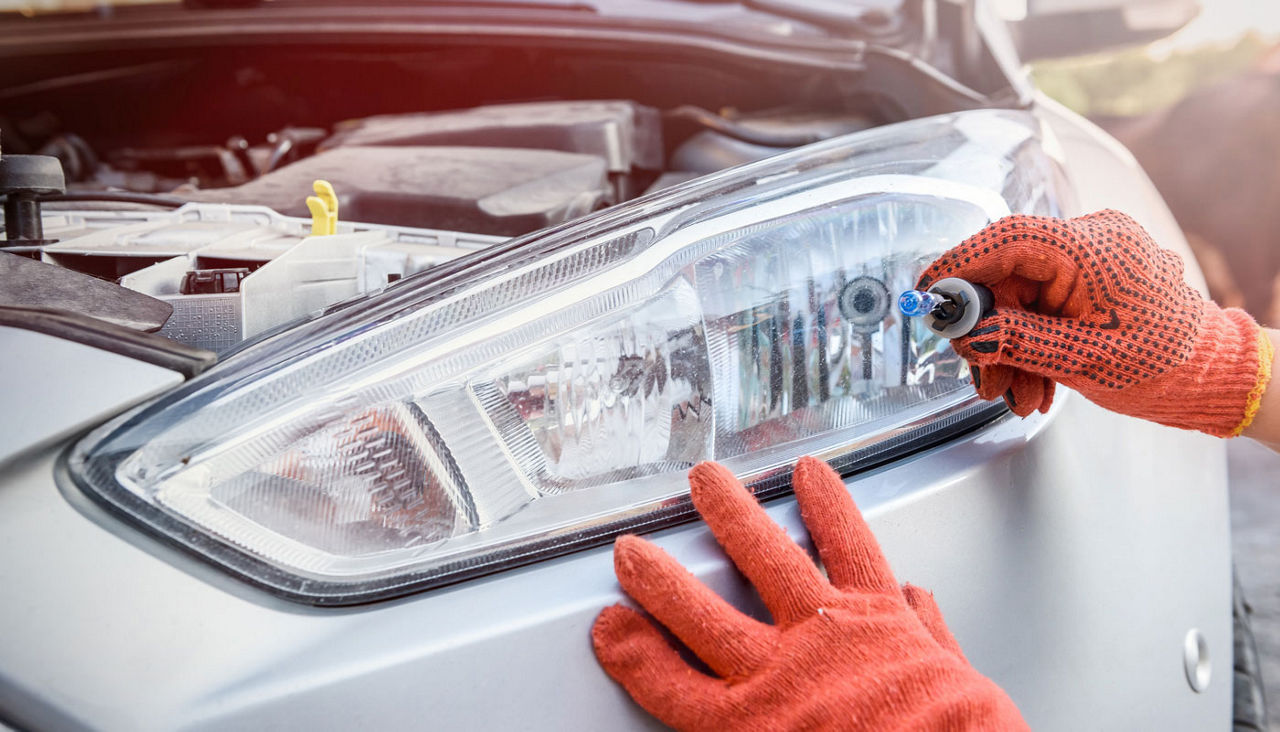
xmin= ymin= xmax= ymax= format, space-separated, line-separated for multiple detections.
xmin=1032 ymin=31 xmax=1273 ymax=118
xmin=1026 ymin=11 xmax=1280 ymax=323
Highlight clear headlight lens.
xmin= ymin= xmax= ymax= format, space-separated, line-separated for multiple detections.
xmin=70 ymin=110 xmax=1069 ymax=604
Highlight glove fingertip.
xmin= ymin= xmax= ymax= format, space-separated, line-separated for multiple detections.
xmin=591 ymin=604 xmax=653 ymax=660
xmin=612 ymin=534 xmax=650 ymax=577
xmin=592 ymin=603 xmax=724 ymax=728
xmin=1003 ymin=389 xmax=1035 ymax=417
xmin=901 ymin=584 xmax=967 ymax=661
xmin=900 ymin=583 xmax=936 ymax=613
xmin=688 ymin=460 xmax=737 ymax=494
xmin=793 ymin=455 xmax=838 ymax=487
xmin=1039 ymin=378 xmax=1056 ymax=414
xmin=972 ymin=363 xmax=1014 ymax=401
xmin=688 ymin=460 xmax=755 ymax=522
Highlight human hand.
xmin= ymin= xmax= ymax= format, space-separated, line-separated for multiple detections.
xmin=591 ymin=457 xmax=1026 ymax=731
xmin=918 ymin=210 xmax=1272 ymax=437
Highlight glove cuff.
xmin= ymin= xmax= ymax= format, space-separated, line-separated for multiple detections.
xmin=1139 ymin=305 xmax=1273 ymax=438
xmin=1232 ymin=324 xmax=1274 ymax=437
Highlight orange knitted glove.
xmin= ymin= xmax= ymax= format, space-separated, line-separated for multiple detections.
xmin=592 ymin=457 xmax=1027 ymax=731
xmin=918 ymin=210 xmax=1273 ymax=437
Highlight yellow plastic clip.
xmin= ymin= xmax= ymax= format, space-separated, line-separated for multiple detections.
xmin=306 ymin=179 xmax=339 ymax=236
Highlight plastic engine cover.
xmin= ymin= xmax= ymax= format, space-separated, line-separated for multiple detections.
xmin=320 ymin=101 xmax=663 ymax=173
xmin=187 ymin=146 xmax=609 ymax=236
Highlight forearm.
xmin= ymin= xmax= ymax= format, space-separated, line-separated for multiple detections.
xmin=1243 ymin=328 xmax=1280 ymax=451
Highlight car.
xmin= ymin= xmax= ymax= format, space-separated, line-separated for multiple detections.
xmin=0 ymin=0 xmax=1253 ymax=729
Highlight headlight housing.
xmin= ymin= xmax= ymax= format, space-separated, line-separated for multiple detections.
xmin=70 ymin=109 xmax=1070 ymax=605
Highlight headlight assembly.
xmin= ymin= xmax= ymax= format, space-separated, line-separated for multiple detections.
xmin=70 ymin=109 xmax=1070 ymax=604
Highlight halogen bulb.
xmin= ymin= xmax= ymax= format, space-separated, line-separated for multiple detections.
xmin=898 ymin=289 xmax=946 ymax=317
xmin=900 ymin=279 xmax=994 ymax=339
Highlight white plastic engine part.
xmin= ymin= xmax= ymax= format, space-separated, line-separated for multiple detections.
xmin=30 ymin=203 xmax=505 ymax=352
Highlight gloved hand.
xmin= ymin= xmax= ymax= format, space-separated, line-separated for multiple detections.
xmin=592 ymin=457 xmax=1027 ymax=731
xmin=918 ymin=210 xmax=1273 ymax=437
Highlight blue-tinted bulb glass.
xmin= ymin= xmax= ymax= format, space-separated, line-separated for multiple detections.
xmin=898 ymin=289 xmax=944 ymax=317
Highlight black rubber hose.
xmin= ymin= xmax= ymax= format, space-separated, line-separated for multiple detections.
xmin=664 ymin=105 xmax=825 ymax=148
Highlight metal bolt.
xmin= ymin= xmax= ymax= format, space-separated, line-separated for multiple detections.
xmin=1183 ymin=628 xmax=1211 ymax=693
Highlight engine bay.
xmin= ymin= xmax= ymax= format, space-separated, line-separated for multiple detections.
xmin=15 ymin=97 xmax=880 ymax=232
xmin=0 ymin=22 xmax=999 ymax=355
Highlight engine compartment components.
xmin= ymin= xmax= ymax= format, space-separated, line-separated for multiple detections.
xmin=319 ymin=101 xmax=662 ymax=204
xmin=305 ymin=179 xmax=340 ymax=236
xmin=7 ymin=99 xmax=882 ymax=243
xmin=0 ymin=94 xmax=894 ymax=355
xmin=180 ymin=268 xmax=249 ymax=295
xmin=110 ymin=141 xmax=255 ymax=188
xmin=669 ymin=108 xmax=875 ymax=173
xmin=0 ymin=154 xmax=65 ymax=245
xmin=11 ymin=203 xmax=504 ymax=353
xmin=321 ymin=101 xmax=662 ymax=176
xmin=184 ymin=146 xmax=609 ymax=237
